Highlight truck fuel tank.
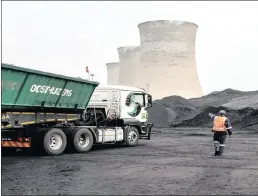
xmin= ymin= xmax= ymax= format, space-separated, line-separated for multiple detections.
xmin=97 ymin=127 xmax=124 ymax=143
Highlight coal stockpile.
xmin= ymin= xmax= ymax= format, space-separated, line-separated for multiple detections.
xmin=147 ymin=89 xmax=258 ymax=130
xmin=147 ymin=96 xmax=200 ymax=128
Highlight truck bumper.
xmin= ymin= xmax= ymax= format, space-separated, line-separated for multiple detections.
xmin=2 ymin=140 xmax=31 ymax=148
xmin=139 ymin=123 xmax=153 ymax=140
xmin=1 ymin=129 xmax=32 ymax=148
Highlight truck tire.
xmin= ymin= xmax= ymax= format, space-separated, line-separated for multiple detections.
xmin=125 ymin=126 xmax=139 ymax=146
xmin=43 ymin=128 xmax=67 ymax=156
xmin=72 ymin=128 xmax=94 ymax=153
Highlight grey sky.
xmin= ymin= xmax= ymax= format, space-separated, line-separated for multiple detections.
xmin=2 ymin=1 xmax=258 ymax=95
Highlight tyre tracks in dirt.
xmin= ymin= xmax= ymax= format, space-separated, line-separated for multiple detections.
xmin=2 ymin=128 xmax=258 ymax=195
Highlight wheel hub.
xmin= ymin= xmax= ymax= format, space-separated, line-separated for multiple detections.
xmin=128 ymin=131 xmax=137 ymax=142
xmin=49 ymin=134 xmax=63 ymax=150
xmin=79 ymin=134 xmax=90 ymax=148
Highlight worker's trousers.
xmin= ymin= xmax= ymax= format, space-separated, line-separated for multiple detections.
xmin=213 ymin=131 xmax=227 ymax=154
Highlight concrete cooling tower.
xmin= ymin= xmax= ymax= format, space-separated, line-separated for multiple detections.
xmin=138 ymin=20 xmax=203 ymax=100
xmin=106 ymin=62 xmax=120 ymax=85
xmin=117 ymin=46 xmax=141 ymax=87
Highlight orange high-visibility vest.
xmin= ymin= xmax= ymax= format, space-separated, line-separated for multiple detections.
xmin=213 ymin=116 xmax=227 ymax=132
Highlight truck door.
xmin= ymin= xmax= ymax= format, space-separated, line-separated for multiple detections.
xmin=121 ymin=91 xmax=147 ymax=123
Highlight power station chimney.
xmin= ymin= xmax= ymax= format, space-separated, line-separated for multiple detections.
xmin=138 ymin=20 xmax=203 ymax=99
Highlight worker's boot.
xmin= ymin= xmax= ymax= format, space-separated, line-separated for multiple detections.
xmin=214 ymin=141 xmax=220 ymax=156
xmin=218 ymin=145 xmax=225 ymax=156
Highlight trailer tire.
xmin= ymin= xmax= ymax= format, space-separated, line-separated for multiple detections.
xmin=72 ymin=128 xmax=94 ymax=153
xmin=43 ymin=128 xmax=67 ymax=156
xmin=125 ymin=126 xmax=139 ymax=146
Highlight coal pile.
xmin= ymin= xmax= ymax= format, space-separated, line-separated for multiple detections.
xmin=147 ymin=96 xmax=199 ymax=127
xmin=147 ymin=89 xmax=258 ymax=130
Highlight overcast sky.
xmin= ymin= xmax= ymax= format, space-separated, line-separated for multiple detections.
xmin=2 ymin=1 xmax=258 ymax=95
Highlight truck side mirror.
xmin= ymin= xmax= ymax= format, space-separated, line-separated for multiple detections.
xmin=146 ymin=94 xmax=152 ymax=108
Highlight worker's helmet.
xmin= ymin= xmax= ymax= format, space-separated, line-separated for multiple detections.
xmin=219 ymin=110 xmax=226 ymax=116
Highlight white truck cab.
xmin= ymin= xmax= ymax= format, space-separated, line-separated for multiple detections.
xmin=87 ymin=85 xmax=153 ymax=141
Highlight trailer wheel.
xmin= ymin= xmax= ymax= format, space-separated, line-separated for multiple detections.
xmin=72 ymin=128 xmax=94 ymax=153
xmin=125 ymin=126 xmax=139 ymax=146
xmin=43 ymin=128 xmax=67 ymax=156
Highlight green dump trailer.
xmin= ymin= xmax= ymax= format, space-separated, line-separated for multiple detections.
xmin=2 ymin=63 xmax=99 ymax=112
xmin=1 ymin=64 xmax=153 ymax=156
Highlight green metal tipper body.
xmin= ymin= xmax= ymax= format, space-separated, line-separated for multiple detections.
xmin=1 ymin=63 xmax=99 ymax=113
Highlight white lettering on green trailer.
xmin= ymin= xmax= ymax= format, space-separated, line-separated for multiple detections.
xmin=30 ymin=85 xmax=72 ymax=97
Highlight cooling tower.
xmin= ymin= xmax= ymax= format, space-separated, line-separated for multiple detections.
xmin=106 ymin=62 xmax=120 ymax=85
xmin=138 ymin=20 xmax=203 ymax=100
xmin=117 ymin=46 xmax=141 ymax=87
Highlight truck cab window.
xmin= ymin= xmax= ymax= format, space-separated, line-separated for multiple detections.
xmin=131 ymin=93 xmax=145 ymax=106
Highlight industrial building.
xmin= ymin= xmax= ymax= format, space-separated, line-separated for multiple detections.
xmin=106 ymin=20 xmax=203 ymax=100
xmin=117 ymin=46 xmax=140 ymax=86
xmin=138 ymin=20 xmax=203 ymax=100
xmin=106 ymin=62 xmax=120 ymax=85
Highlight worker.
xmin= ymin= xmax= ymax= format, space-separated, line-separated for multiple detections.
xmin=208 ymin=110 xmax=232 ymax=156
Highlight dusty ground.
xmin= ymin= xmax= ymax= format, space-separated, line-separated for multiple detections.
xmin=2 ymin=128 xmax=258 ymax=195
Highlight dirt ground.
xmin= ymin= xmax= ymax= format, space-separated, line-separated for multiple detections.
xmin=2 ymin=128 xmax=258 ymax=195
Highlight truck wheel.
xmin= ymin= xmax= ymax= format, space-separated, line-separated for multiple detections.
xmin=125 ymin=126 xmax=139 ymax=146
xmin=43 ymin=128 xmax=67 ymax=156
xmin=72 ymin=128 xmax=94 ymax=153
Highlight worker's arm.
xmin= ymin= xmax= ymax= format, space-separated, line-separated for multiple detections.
xmin=208 ymin=113 xmax=216 ymax=132
xmin=225 ymin=118 xmax=233 ymax=135
xmin=208 ymin=113 xmax=216 ymax=119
